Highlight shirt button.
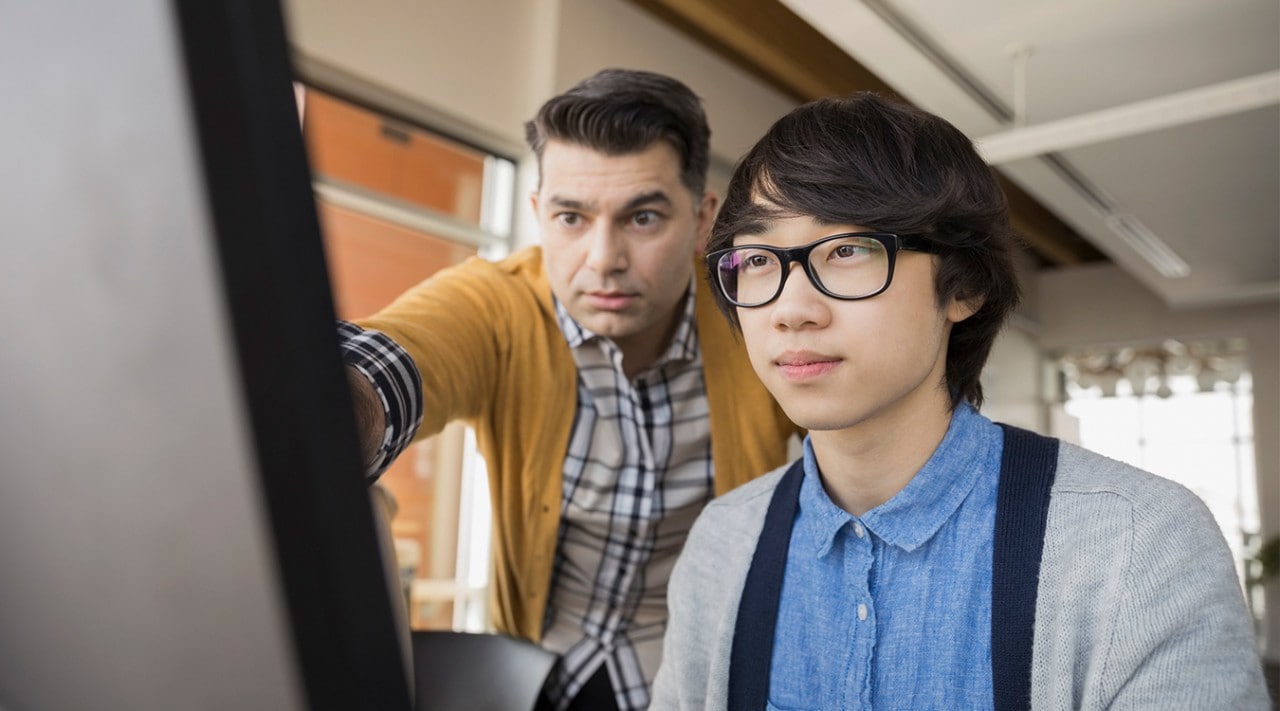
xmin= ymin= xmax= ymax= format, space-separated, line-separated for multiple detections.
xmin=857 ymin=603 xmax=868 ymax=621
xmin=853 ymin=523 xmax=865 ymax=538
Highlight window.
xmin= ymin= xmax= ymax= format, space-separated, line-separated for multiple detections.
xmin=297 ymin=83 xmax=515 ymax=631
xmin=1054 ymin=338 xmax=1263 ymax=629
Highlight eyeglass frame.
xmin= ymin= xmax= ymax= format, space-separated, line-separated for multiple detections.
xmin=705 ymin=231 xmax=945 ymax=308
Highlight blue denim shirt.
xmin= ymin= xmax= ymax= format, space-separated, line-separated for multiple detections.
xmin=768 ymin=403 xmax=1003 ymax=710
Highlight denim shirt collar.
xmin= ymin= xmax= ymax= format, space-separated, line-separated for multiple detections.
xmin=799 ymin=402 xmax=993 ymax=555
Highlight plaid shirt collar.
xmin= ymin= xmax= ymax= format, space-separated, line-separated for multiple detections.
xmin=553 ymin=280 xmax=700 ymax=366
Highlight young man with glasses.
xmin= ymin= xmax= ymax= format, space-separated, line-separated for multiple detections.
xmin=650 ymin=93 xmax=1270 ymax=710
xmin=339 ymin=69 xmax=799 ymax=711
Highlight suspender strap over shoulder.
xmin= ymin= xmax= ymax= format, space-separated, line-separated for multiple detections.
xmin=991 ymin=424 xmax=1060 ymax=711
xmin=727 ymin=459 xmax=804 ymax=711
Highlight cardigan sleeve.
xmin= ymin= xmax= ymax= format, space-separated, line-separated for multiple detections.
xmin=1033 ymin=443 xmax=1271 ymax=709
xmin=1089 ymin=480 xmax=1270 ymax=709
xmin=355 ymin=255 xmax=514 ymax=440
xmin=1039 ymin=463 xmax=1269 ymax=707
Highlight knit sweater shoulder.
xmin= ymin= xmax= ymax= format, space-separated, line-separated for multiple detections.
xmin=357 ymin=246 xmax=799 ymax=641
xmin=650 ymin=439 xmax=1270 ymax=710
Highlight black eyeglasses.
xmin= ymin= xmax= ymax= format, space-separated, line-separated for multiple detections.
xmin=706 ymin=232 xmax=943 ymax=308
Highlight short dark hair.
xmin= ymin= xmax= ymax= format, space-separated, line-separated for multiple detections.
xmin=524 ymin=68 xmax=711 ymax=197
xmin=708 ymin=92 xmax=1021 ymax=409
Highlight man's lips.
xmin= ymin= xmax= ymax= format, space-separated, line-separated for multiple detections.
xmin=585 ymin=290 xmax=637 ymax=311
xmin=774 ymin=350 xmax=842 ymax=381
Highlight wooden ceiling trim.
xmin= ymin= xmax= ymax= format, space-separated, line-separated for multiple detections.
xmin=628 ymin=0 xmax=1104 ymax=267
xmin=1003 ymin=179 xmax=1100 ymax=265
xmin=630 ymin=0 xmax=898 ymax=101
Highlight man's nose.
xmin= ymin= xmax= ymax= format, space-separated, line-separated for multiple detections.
xmin=584 ymin=224 xmax=628 ymax=272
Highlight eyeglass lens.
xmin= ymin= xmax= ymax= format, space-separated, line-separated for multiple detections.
xmin=716 ymin=234 xmax=891 ymax=305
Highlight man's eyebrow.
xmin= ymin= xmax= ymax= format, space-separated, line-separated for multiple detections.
xmin=544 ymin=191 xmax=672 ymax=213
xmin=620 ymin=191 xmax=673 ymax=213
xmin=546 ymin=196 xmax=593 ymax=211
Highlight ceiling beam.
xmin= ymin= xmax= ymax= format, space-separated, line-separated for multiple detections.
xmin=628 ymin=0 xmax=899 ymax=102
xmin=627 ymin=0 xmax=1104 ymax=266
xmin=976 ymin=71 xmax=1280 ymax=164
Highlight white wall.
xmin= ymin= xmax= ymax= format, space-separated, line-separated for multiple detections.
xmin=282 ymin=0 xmax=551 ymax=148
xmin=982 ymin=323 xmax=1049 ymax=432
xmin=982 ymin=249 xmax=1051 ymax=432
xmin=1039 ymin=262 xmax=1280 ymax=659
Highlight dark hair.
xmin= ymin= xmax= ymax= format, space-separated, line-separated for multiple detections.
xmin=524 ymin=68 xmax=711 ymax=197
xmin=708 ymin=92 xmax=1021 ymax=409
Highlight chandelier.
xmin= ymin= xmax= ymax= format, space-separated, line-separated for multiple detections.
xmin=1056 ymin=337 xmax=1248 ymax=399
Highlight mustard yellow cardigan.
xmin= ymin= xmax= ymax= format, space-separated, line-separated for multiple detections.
xmin=358 ymin=246 xmax=798 ymax=641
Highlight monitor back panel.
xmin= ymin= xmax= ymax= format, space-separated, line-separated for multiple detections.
xmin=0 ymin=1 xmax=408 ymax=709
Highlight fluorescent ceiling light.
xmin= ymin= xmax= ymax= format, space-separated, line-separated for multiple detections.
xmin=1105 ymin=214 xmax=1190 ymax=279
xmin=975 ymin=70 xmax=1280 ymax=164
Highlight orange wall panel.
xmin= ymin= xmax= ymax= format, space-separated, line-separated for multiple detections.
xmin=304 ymin=91 xmax=399 ymax=197
xmin=304 ymin=89 xmax=487 ymax=224
xmin=318 ymin=200 xmax=475 ymax=321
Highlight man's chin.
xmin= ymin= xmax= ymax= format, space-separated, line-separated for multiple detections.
xmin=581 ymin=315 xmax=642 ymax=340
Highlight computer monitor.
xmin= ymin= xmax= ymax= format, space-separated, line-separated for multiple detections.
xmin=0 ymin=1 xmax=411 ymax=708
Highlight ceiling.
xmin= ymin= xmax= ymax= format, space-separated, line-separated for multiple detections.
xmin=630 ymin=0 xmax=1279 ymax=310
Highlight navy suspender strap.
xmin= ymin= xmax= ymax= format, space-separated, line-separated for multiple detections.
xmin=727 ymin=458 xmax=805 ymax=711
xmin=991 ymin=424 xmax=1059 ymax=711
xmin=727 ymin=426 xmax=1060 ymax=711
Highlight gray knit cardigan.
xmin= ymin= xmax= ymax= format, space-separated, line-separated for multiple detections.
xmin=650 ymin=440 xmax=1270 ymax=710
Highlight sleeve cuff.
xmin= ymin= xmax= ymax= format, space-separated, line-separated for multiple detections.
xmin=337 ymin=320 xmax=424 ymax=480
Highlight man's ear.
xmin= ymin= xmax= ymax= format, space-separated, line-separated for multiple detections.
xmin=695 ymin=191 xmax=719 ymax=253
xmin=529 ymin=191 xmax=540 ymax=217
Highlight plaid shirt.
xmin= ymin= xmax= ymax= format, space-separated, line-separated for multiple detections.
xmin=540 ymin=288 xmax=712 ymax=711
